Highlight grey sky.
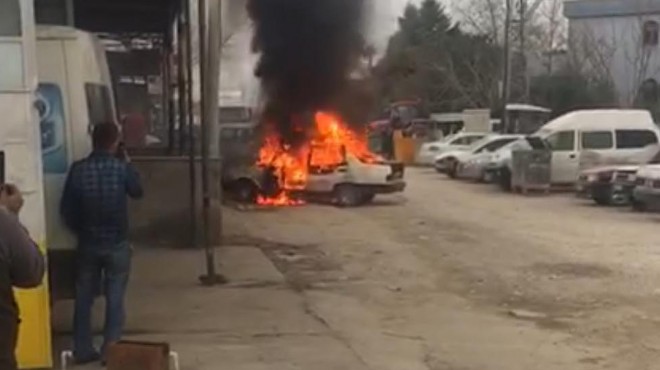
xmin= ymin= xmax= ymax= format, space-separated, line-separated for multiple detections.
xmin=367 ymin=0 xmax=423 ymax=52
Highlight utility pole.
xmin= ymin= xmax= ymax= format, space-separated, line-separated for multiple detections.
xmin=501 ymin=0 xmax=512 ymax=133
xmin=198 ymin=0 xmax=227 ymax=286
xmin=519 ymin=0 xmax=529 ymax=103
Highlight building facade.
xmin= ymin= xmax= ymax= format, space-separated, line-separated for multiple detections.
xmin=565 ymin=0 xmax=660 ymax=108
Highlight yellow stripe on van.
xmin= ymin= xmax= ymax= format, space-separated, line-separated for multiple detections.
xmin=15 ymin=241 xmax=52 ymax=369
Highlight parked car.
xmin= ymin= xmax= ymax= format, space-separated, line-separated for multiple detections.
xmin=486 ymin=110 xmax=660 ymax=189
xmin=632 ymin=164 xmax=660 ymax=211
xmin=435 ymin=135 xmax=523 ymax=178
xmin=576 ymin=165 xmax=642 ymax=206
xmin=485 ymin=137 xmax=551 ymax=190
xmin=576 ymin=146 xmax=660 ymax=206
xmin=536 ymin=109 xmax=660 ymax=184
xmin=457 ymin=135 xmax=524 ymax=181
xmin=417 ymin=132 xmax=488 ymax=165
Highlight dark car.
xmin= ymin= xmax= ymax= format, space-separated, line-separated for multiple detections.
xmin=576 ymin=149 xmax=660 ymax=206
xmin=576 ymin=165 xmax=640 ymax=205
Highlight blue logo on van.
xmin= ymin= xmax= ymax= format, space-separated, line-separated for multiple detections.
xmin=37 ymin=83 xmax=68 ymax=174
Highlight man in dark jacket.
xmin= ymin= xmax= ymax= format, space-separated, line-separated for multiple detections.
xmin=61 ymin=122 xmax=143 ymax=364
xmin=0 ymin=184 xmax=46 ymax=370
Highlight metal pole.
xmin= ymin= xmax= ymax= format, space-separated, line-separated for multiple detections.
xmin=519 ymin=0 xmax=529 ymax=103
xmin=198 ymin=0 xmax=226 ymax=285
xmin=177 ymin=14 xmax=187 ymax=155
xmin=163 ymin=41 xmax=174 ymax=153
xmin=501 ymin=0 xmax=512 ymax=134
xmin=185 ymin=0 xmax=198 ymax=248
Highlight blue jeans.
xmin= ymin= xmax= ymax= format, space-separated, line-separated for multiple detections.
xmin=73 ymin=243 xmax=131 ymax=359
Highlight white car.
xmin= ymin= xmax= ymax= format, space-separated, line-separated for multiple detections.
xmin=435 ymin=135 xmax=524 ymax=178
xmin=417 ymin=132 xmax=488 ymax=165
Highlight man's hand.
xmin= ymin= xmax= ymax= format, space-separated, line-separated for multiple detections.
xmin=0 ymin=184 xmax=24 ymax=215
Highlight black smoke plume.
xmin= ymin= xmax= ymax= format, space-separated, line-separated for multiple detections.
xmin=248 ymin=0 xmax=366 ymax=146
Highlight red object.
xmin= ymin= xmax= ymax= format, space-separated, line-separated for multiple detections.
xmin=122 ymin=114 xmax=147 ymax=148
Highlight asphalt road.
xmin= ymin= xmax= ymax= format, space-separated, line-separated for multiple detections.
xmin=226 ymin=168 xmax=660 ymax=370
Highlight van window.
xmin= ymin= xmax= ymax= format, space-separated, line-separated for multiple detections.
xmin=0 ymin=0 xmax=22 ymax=36
xmin=616 ymin=130 xmax=659 ymax=149
xmin=582 ymin=131 xmax=613 ymax=150
xmin=85 ymin=84 xmax=115 ymax=127
xmin=546 ymin=131 xmax=575 ymax=151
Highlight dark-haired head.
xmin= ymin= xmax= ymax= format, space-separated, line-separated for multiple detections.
xmin=92 ymin=122 xmax=120 ymax=152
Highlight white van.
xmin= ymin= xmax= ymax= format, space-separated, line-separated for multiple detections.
xmin=35 ymin=25 xmax=117 ymax=300
xmin=537 ymin=110 xmax=660 ymax=184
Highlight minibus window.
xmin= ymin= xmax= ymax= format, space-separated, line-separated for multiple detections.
xmin=616 ymin=130 xmax=659 ymax=149
xmin=582 ymin=131 xmax=613 ymax=150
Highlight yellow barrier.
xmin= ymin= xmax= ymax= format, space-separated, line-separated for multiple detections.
xmin=393 ymin=131 xmax=417 ymax=165
xmin=15 ymin=242 xmax=52 ymax=369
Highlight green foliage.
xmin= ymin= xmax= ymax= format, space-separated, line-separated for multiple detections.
xmin=375 ymin=0 xmax=501 ymax=113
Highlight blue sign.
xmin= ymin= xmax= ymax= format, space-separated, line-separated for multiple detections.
xmin=36 ymin=83 xmax=68 ymax=174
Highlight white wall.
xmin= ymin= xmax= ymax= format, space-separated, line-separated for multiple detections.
xmin=569 ymin=14 xmax=660 ymax=105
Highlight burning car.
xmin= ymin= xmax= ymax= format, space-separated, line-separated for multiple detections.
xmin=227 ymin=111 xmax=406 ymax=207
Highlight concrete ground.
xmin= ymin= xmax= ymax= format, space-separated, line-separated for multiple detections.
xmin=54 ymin=168 xmax=660 ymax=369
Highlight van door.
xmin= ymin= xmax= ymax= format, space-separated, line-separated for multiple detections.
xmin=579 ymin=130 xmax=615 ymax=169
xmin=36 ymin=39 xmax=77 ymax=252
xmin=546 ymin=130 xmax=578 ymax=183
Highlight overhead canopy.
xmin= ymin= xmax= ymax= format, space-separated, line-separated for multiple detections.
xmin=73 ymin=0 xmax=179 ymax=34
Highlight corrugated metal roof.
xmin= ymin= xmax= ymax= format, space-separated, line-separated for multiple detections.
xmin=565 ymin=0 xmax=660 ymax=19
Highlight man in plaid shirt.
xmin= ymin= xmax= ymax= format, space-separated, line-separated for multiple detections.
xmin=61 ymin=122 xmax=143 ymax=364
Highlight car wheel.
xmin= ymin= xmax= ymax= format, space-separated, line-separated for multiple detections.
xmin=233 ymin=179 xmax=258 ymax=204
xmin=632 ymin=198 xmax=647 ymax=212
xmin=593 ymin=194 xmax=611 ymax=206
xmin=360 ymin=192 xmax=375 ymax=205
xmin=334 ymin=184 xmax=361 ymax=207
xmin=447 ymin=159 xmax=459 ymax=179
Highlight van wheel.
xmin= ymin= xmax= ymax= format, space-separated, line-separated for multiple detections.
xmin=335 ymin=184 xmax=361 ymax=207
xmin=233 ymin=179 xmax=258 ymax=204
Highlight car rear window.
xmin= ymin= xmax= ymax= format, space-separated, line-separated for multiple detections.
xmin=616 ymin=130 xmax=659 ymax=149
xmin=582 ymin=131 xmax=613 ymax=150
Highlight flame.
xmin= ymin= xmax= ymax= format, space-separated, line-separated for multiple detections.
xmin=256 ymin=111 xmax=380 ymax=206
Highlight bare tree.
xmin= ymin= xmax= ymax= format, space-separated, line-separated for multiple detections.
xmin=622 ymin=15 xmax=660 ymax=105
xmin=451 ymin=0 xmax=505 ymax=44
xmin=530 ymin=0 xmax=567 ymax=74
xmin=565 ymin=21 xmax=617 ymax=99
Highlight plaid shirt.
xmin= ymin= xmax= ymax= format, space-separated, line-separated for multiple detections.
xmin=61 ymin=151 xmax=143 ymax=249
